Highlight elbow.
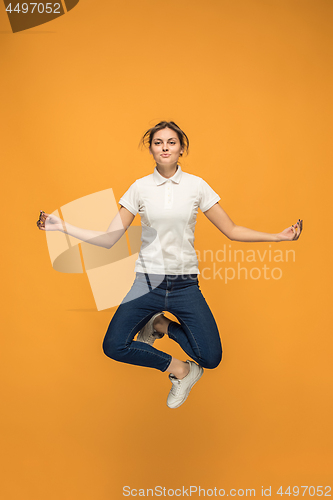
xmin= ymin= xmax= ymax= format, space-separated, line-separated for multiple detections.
xmin=218 ymin=230 xmax=234 ymax=241
xmin=104 ymin=239 xmax=111 ymax=250
xmin=218 ymin=229 xmax=234 ymax=241
xmin=226 ymin=224 xmax=237 ymax=241
xmin=105 ymin=229 xmax=125 ymax=249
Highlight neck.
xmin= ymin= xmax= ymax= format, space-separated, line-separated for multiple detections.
xmin=156 ymin=162 xmax=179 ymax=179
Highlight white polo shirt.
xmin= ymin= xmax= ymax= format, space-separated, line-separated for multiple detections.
xmin=118 ymin=165 xmax=220 ymax=275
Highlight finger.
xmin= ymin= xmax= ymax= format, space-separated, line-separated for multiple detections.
xmin=290 ymin=219 xmax=300 ymax=240
xmin=295 ymin=222 xmax=302 ymax=240
xmin=295 ymin=220 xmax=303 ymax=240
xmin=295 ymin=222 xmax=300 ymax=238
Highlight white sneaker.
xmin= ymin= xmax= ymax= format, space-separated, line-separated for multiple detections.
xmin=136 ymin=312 xmax=165 ymax=346
xmin=167 ymin=360 xmax=204 ymax=409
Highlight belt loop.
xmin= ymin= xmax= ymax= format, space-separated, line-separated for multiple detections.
xmin=144 ymin=273 xmax=153 ymax=292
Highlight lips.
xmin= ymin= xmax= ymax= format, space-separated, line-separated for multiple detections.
xmin=161 ymin=154 xmax=170 ymax=157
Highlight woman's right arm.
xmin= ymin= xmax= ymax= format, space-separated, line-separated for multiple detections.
xmin=38 ymin=206 xmax=135 ymax=249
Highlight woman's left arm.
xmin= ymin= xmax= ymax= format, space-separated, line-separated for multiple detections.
xmin=203 ymin=203 xmax=303 ymax=242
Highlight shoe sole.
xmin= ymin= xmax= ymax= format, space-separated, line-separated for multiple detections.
xmin=167 ymin=366 xmax=204 ymax=409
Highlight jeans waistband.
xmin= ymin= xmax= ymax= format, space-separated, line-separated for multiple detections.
xmin=135 ymin=272 xmax=198 ymax=291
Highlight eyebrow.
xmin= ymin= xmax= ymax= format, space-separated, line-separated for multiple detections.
xmin=154 ymin=137 xmax=178 ymax=141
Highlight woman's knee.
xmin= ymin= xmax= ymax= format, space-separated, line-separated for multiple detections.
xmin=200 ymin=348 xmax=222 ymax=369
xmin=102 ymin=334 xmax=127 ymax=361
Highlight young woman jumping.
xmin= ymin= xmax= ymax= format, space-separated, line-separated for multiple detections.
xmin=37 ymin=120 xmax=303 ymax=408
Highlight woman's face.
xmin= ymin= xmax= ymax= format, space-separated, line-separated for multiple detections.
xmin=149 ymin=127 xmax=184 ymax=167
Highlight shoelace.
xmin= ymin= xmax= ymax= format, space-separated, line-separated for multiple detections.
xmin=147 ymin=334 xmax=155 ymax=345
xmin=147 ymin=331 xmax=164 ymax=345
xmin=170 ymin=379 xmax=182 ymax=396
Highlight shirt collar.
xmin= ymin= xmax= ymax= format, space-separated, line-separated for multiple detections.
xmin=153 ymin=164 xmax=182 ymax=185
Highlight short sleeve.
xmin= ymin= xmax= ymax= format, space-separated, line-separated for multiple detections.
xmin=199 ymin=178 xmax=221 ymax=212
xmin=118 ymin=180 xmax=139 ymax=216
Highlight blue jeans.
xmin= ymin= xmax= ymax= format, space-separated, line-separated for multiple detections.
xmin=102 ymin=273 xmax=222 ymax=372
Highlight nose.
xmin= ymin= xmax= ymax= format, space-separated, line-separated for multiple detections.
xmin=162 ymin=143 xmax=169 ymax=151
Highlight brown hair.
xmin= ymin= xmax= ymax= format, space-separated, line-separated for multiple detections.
xmin=140 ymin=121 xmax=189 ymax=156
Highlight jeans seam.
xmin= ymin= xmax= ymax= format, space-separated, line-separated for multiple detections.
xmin=128 ymin=345 xmax=170 ymax=359
xmin=172 ymin=316 xmax=202 ymax=358
xmin=128 ymin=345 xmax=172 ymax=372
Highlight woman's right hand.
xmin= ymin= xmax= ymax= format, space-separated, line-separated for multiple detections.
xmin=37 ymin=211 xmax=64 ymax=232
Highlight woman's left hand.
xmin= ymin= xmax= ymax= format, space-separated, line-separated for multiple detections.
xmin=277 ymin=219 xmax=303 ymax=241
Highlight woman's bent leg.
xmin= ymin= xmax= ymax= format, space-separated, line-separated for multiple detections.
xmin=102 ymin=281 xmax=172 ymax=372
xmin=166 ymin=280 xmax=222 ymax=369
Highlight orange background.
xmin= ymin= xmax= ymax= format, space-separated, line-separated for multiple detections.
xmin=1 ymin=0 xmax=332 ymax=498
